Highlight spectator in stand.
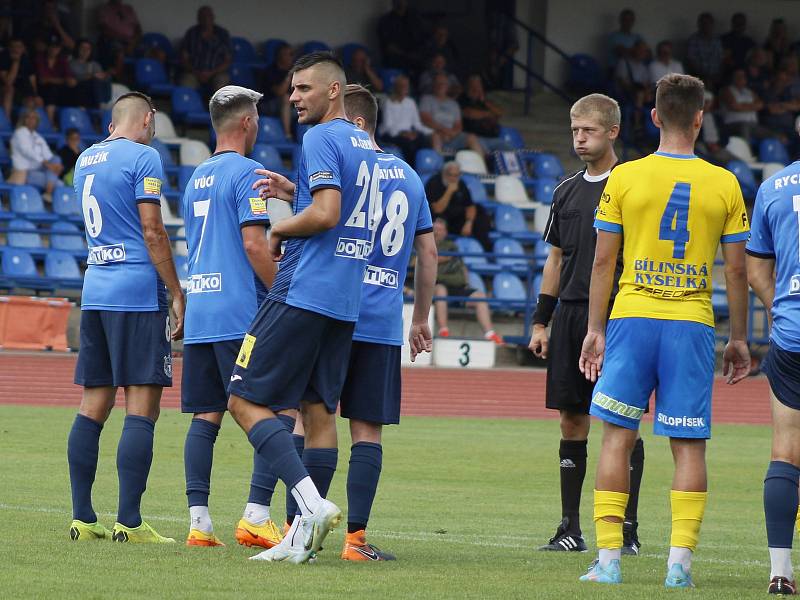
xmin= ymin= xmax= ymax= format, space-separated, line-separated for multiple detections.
xmin=695 ymin=90 xmax=737 ymax=166
xmin=764 ymin=18 xmax=790 ymax=70
xmin=686 ymin=12 xmax=724 ymax=86
xmin=418 ymin=53 xmax=461 ymax=97
xmin=58 ymin=127 xmax=82 ymax=186
xmin=377 ymin=0 xmax=426 ymax=75
xmin=379 ymin=74 xmax=433 ymax=167
xmin=420 ymin=73 xmax=483 ymax=155
xmin=179 ymin=6 xmax=232 ymax=96
xmin=431 ymin=218 xmax=503 ymax=344
xmin=258 ymin=42 xmax=293 ymax=139
xmin=779 ymin=55 xmax=800 ymax=97
xmin=424 ymin=24 xmax=460 ymax=75
xmin=745 ymin=47 xmax=772 ymax=98
xmin=720 ymin=68 xmax=780 ymax=142
xmin=460 ymin=74 xmax=514 ymax=156
xmin=762 ymin=70 xmax=800 ymax=136
xmin=96 ymin=0 xmax=141 ymax=80
xmin=485 ymin=10 xmax=518 ymax=89
xmin=425 ymin=160 xmax=492 ymax=250
xmin=9 ymin=108 xmax=63 ymax=200
xmin=614 ymin=40 xmax=653 ymax=126
xmin=70 ymin=38 xmax=110 ymax=109
xmin=649 ymin=40 xmax=684 ymax=83
xmin=24 ymin=0 xmax=75 ymax=56
xmin=607 ymin=8 xmax=642 ymax=72
xmin=344 ymin=48 xmax=383 ymax=92
xmin=721 ymin=13 xmax=755 ymax=74
xmin=35 ymin=37 xmax=76 ymax=123
xmin=0 ymin=39 xmax=40 ymax=119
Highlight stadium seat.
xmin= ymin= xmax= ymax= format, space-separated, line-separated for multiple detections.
xmin=0 ymin=107 xmax=12 ymax=139
xmin=761 ymin=162 xmax=785 ymax=180
xmin=160 ymin=195 xmax=184 ymax=227
xmin=456 ymin=236 xmax=499 ymax=275
xmin=494 ymin=175 xmax=531 ymax=207
xmin=50 ymin=221 xmax=86 ymax=255
xmin=295 ymin=122 xmax=311 ymax=141
xmin=530 ymin=153 xmax=564 ymax=179
xmin=179 ymin=140 xmax=211 ymax=167
xmin=378 ymin=68 xmax=403 ymax=93
xmin=135 ymin=58 xmax=174 ymax=96
xmin=229 ymin=63 xmax=256 ymax=88
xmin=759 ymin=138 xmax=790 ymax=165
xmin=302 ymin=40 xmax=330 ymax=54
xmin=340 ymin=43 xmax=369 ymax=67
xmin=532 ymin=178 xmax=557 ymax=204
xmin=531 ymin=273 xmax=543 ymax=299
xmin=99 ymin=109 xmax=112 ymax=135
xmin=726 ymin=136 xmax=756 ymax=163
xmin=381 ymin=143 xmax=404 ymax=159
xmin=498 ymin=126 xmax=525 ymax=150
xmin=7 ymin=218 xmax=41 ymax=248
xmin=175 ymin=254 xmax=189 ymax=286
xmin=45 ymin=250 xmax=82 ymax=288
xmin=262 ymin=38 xmax=288 ymax=66
xmin=171 ymin=87 xmax=211 ymax=126
xmin=466 ymin=269 xmax=487 ymax=295
xmin=1 ymin=248 xmax=50 ymax=290
xmin=456 ymin=150 xmax=488 ymax=176
xmin=154 ymin=112 xmax=185 ymax=145
xmin=256 ymin=116 xmax=299 ymax=159
xmin=461 ymin=173 xmax=492 ymax=207
xmin=0 ymin=140 xmax=10 ymax=169
xmin=59 ymin=107 xmax=102 ymax=143
xmin=727 ymin=159 xmax=758 ymax=199
xmin=139 ymin=32 xmax=175 ymax=59
xmin=52 ymin=187 xmax=82 ymax=223
xmin=174 ymin=226 xmax=188 ymax=257
xmin=250 ymin=143 xmax=285 ymax=173
xmin=231 ymin=37 xmax=262 ymax=67
xmin=493 ymin=237 xmax=528 ymax=275
xmin=32 ymin=108 xmax=60 ymax=145
xmin=415 ymin=149 xmax=443 ymax=175
xmin=178 ymin=165 xmax=195 ymax=192
xmin=102 ymin=82 xmax=130 ymax=110
xmin=492 ymin=271 xmax=527 ymax=309
xmin=10 ymin=187 xmax=55 ymax=222
xmin=150 ymin=138 xmax=179 ymax=178
xmin=493 ymin=204 xmax=539 ymax=243
xmin=534 ymin=238 xmax=550 ymax=267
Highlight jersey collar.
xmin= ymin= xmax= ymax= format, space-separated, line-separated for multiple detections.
xmin=654 ymin=151 xmax=697 ymax=159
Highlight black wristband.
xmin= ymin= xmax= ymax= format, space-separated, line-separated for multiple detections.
xmin=532 ymin=293 xmax=558 ymax=327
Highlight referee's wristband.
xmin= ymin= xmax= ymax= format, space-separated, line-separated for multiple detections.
xmin=532 ymin=293 xmax=558 ymax=327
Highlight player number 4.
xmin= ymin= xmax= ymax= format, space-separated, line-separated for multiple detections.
xmin=659 ymin=182 xmax=691 ymax=259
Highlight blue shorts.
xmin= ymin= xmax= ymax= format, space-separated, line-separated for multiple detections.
xmin=763 ymin=342 xmax=800 ymax=410
xmin=181 ymin=339 xmax=242 ymax=413
xmin=228 ymin=300 xmax=355 ymax=414
xmin=74 ymin=309 xmax=172 ymax=388
xmin=340 ymin=341 xmax=402 ymax=425
xmin=590 ymin=317 xmax=715 ymax=439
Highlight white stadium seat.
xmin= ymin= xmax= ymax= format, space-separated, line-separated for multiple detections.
xmin=160 ymin=195 xmax=183 ymax=227
xmin=179 ymin=139 xmax=211 ymax=166
xmin=761 ymin=162 xmax=784 ymax=180
xmin=174 ymin=226 xmax=188 ymax=256
xmin=494 ymin=175 xmax=532 ymax=207
xmin=726 ymin=136 xmax=755 ymax=163
xmin=455 ymin=150 xmax=488 ymax=175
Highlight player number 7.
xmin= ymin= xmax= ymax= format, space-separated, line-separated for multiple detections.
xmin=193 ymin=199 xmax=211 ymax=261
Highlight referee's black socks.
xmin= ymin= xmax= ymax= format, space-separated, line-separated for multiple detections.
xmin=559 ymin=439 xmax=588 ymax=536
xmin=626 ymin=438 xmax=645 ymax=523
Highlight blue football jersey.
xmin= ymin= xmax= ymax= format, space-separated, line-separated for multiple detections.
xmin=354 ymin=152 xmax=433 ymax=345
xmin=747 ymin=162 xmax=800 ymax=352
xmin=268 ymin=118 xmax=379 ymax=321
xmin=74 ymin=137 xmax=166 ymax=311
xmin=181 ymin=152 xmax=271 ymax=344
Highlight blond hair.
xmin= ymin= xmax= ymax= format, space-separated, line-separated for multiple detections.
xmin=569 ymin=93 xmax=621 ymax=130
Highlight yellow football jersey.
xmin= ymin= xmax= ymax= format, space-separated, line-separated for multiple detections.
xmin=595 ymin=152 xmax=749 ymax=327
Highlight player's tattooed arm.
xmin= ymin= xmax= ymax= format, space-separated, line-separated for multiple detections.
xmin=252 ymin=168 xmax=295 ymax=203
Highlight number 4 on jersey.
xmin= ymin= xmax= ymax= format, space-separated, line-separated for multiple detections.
xmin=659 ymin=182 xmax=691 ymax=259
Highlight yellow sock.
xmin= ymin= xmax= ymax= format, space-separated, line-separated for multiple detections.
xmin=670 ymin=490 xmax=707 ymax=551
xmin=594 ymin=489 xmax=629 ymax=549
xmin=796 ymin=507 xmax=800 ymax=536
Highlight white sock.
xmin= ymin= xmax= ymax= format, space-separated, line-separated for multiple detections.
xmin=286 ymin=517 xmax=304 ymax=548
xmin=290 ymin=476 xmax=323 ymax=517
xmin=243 ymin=502 xmax=270 ymax=525
xmin=668 ymin=547 xmax=693 ymax=571
xmin=770 ymin=547 xmax=794 ymax=580
xmin=484 ymin=329 xmax=496 ymax=339
xmin=189 ymin=505 xmax=212 ymax=534
xmin=598 ymin=548 xmax=621 ymax=568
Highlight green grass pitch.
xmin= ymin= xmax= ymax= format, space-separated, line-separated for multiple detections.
xmin=0 ymin=405 xmax=777 ymax=599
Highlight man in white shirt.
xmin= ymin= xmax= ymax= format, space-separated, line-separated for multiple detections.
xmin=10 ymin=108 xmax=63 ymax=200
xmin=649 ymin=41 xmax=684 ymax=83
xmin=379 ymin=74 xmax=434 ymax=167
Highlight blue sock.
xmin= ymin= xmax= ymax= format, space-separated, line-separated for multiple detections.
xmin=247 ymin=419 xmax=308 ymax=507
xmin=184 ymin=418 xmax=220 ymax=507
xmin=346 ymin=442 xmax=383 ymax=533
xmin=303 ymin=447 xmax=338 ymax=499
xmin=286 ymin=434 xmax=305 ymax=523
xmin=67 ymin=414 xmax=103 ymax=523
xmin=116 ymin=415 xmax=155 ymax=528
xmin=764 ymin=460 xmax=800 ymax=548
xmin=248 ymin=414 xmax=296 ymax=505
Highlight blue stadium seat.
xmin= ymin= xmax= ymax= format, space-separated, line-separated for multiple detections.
xmin=7 ymin=218 xmax=42 ymax=248
xmin=461 ymin=173 xmax=493 ymax=208
xmin=493 ymin=237 xmax=528 ymax=275
xmin=295 ymin=122 xmax=311 ymax=141
xmin=150 ymin=138 xmax=179 ymax=178
xmin=52 ymin=187 xmax=82 ymax=223
xmin=231 ymin=37 xmax=262 ymax=67
xmin=530 ymin=153 xmax=564 ymax=180
xmin=135 ymin=58 xmax=174 ymax=96
xmin=340 ymin=43 xmax=369 ymax=67
xmin=10 ymin=186 xmax=55 ymax=222
xmin=759 ymin=138 xmax=790 ymax=165
xmin=59 ymin=107 xmax=102 ymax=143
xmin=727 ymin=159 xmax=758 ymax=198
xmin=493 ymin=205 xmax=539 ymax=243
xmin=0 ymin=140 xmax=10 ymax=168
xmin=532 ymin=178 xmax=557 ymax=204
xmin=456 ymin=236 xmax=499 ymax=275
xmin=498 ymin=126 xmax=525 ymax=150
xmin=378 ymin=68 xmax=403 ymax=93
xmin=1 ymin=247 xmax=50 ymax=290
xmin=381 ymin=143 xmax=404 ymax=160
xmin=534 ymin=239 xmax=550 ymax=267
xmin=250 ymin=143 xmax=284 ymax=171
xmin=229 ymin=63 xmax=255 ymax=88
xmin=50 ymin=221 xmax=86 ymax=256
xmin=466 ymin=270 xmax=487 ymax=295
xmin=492 ymin=271 xmax=527 ymax=309
xmin=257 ymin=116 xmax=299 ymax=160
xmin=139 ymin=32 xmax=175 ymax=59
xmin=45 ymin=250 xmax=82 ymax=288
xmin=302 ymin=40 xmax=330 ymax=54
xmin=712 ymin=287 xmax=728 ymax=318
xmin=178 ymin=165 xmax=195 ymax=192
xmin=34 ymin=107 xmax=56 ymax=134
xmin=171 ymin=87 xmax=211 ymax=126
xmin=531 ymin=273 xmax=543 ymax=299
xmin=175 ymin=254 xmax=189 ymax=282
xmin=262 ymin=38 xmax=288 ymax=66
xmin=568 ymin=54 xmax=604 ymax=92
xmin=415 ymin=149 xmax=443 ymax=175
xmin=99 ymin=109 xmax=112 ymax=135
xmin=0 ymin=107 xmax=12 ymax=139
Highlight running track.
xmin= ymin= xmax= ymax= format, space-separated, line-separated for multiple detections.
xmin=0 ymin=352 xmax=771 ymax=425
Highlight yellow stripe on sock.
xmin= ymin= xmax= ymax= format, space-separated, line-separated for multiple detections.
xmin=594 ymin=489 xmax=629 ymax=550
xmin=670 ymin=490 xmax=707 ymax=551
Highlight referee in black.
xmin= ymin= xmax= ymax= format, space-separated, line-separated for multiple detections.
xmin=531 ymin=93 xmax=645 ymax=554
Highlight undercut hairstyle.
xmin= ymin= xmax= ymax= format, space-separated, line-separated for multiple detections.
xmin=569 ymin=93 xmax=620 ymax=130
xmin=291 ymin=51 xmax=345 ymax=85
xmin=208 ymin=85 xmax=263 ymax=131
xmin=343 ymin=84 xmax=378 ymax=134
xmin=112 ymin=91 xmax=154 ymax=124
xmin=655 ymin=73 xmax=705 ymax=131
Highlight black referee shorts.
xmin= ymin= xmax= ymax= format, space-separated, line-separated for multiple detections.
xmin=545 ymin=302 xmax=595 ymax=414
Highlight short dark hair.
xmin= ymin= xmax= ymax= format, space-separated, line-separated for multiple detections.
xmin=114 ymin=91 xmax=155 ymax=113
xmin=65 ymin=127 xmax=80 ymax=137
xmin=290 ymin=51 xmax=343 ymax=76
xmin=655 ymin=73 xmax=705 ymax=131
xmin=343 ymin=84 xmax=378 ymax=134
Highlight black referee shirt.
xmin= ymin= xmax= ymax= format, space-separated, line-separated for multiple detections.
xmin=543 ymin=167 xmax=624 ymax=303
